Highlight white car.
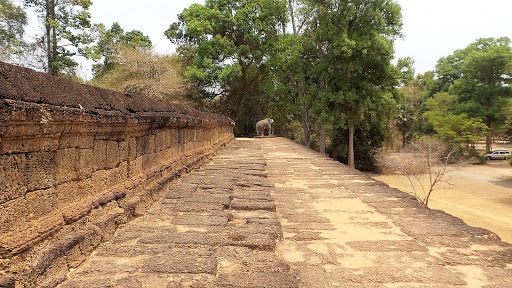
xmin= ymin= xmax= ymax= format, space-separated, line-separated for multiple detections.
xmin=484 ymin=150 xmax=511 ymax=160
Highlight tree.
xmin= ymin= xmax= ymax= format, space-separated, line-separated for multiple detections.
xmin=24 ymin=0 xmax=96 ymax=75
xmin=397 ymin=56 xmax=415 ymax=86
xmin=437 ymin=37 xmax=512 ymax=152
xmin=166 ymin=0 xmax=288 ymax=136
xmin=422 ymin=92 xmax=488 ymax=150
xmin=395 ymin=103 xmax=416 ymax=149
xmin=92 ymin=22 xmax=152 ymax=78
xmin=302 ymin=0 xmax=403 ymax=168
xmin=90 ymin=47 xmax=188 ymax=103
xmin=375 ymin=136 xmax=455 ymax=206
xmin=0 ymin=0 xmax=27 ymax=61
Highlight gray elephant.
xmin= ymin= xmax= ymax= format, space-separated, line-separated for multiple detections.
xmin=256 ymin=118 xmax=274 ymax=136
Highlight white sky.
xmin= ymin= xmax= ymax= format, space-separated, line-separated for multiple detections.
xmin=24 ymin=0 xmax=512 ymax=77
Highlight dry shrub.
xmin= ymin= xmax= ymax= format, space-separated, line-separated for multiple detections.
xmin=376 ymin=152 xmax=427 ymax=175
xmin=374 ymin=137 xmax=454 ymax=206
xmin=93 ymin=48 xmax=189 ymax=104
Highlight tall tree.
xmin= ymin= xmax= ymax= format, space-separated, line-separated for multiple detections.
xmin=24 ymin=0 xmax=95 ymax=75
xmin=443 ymin=37 xmax=512 ymax=152
xmin=422 ymin=92 xmax=487 ymax=149
xmin=92 ymin=22 xmax=152 ymax=78
xmin=0 ymin=0 xmax=27 ymax=61
xmin=303 ymin=0 xmax=403 ymax=168
xmin=166 ymin=0 xmax=287 ymax=136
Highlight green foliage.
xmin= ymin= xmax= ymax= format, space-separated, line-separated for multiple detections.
xmin=0 ymin=0 xmax=26 ymax=61
xmin=422 ymin=92 xmax=488 ymax=147
xmin=397 ymin=57 xmax=415 ymax=85
xmin=91 ymin=22 xmax=152 ymax=78
xmin=435 ymin=37 xmax=512 ymax=152
xmin=166 ymin=0 xmax=288 ymax=136
xmin=24 ymin=0 xmax=96 ymax=75
xmin=301 ymin=0 xmax=403 ymax=167
xmin=169 ymin=0 xmax=404 ymax=168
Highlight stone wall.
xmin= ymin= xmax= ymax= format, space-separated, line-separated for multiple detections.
xmin=0 ymin=62 xmax=234 ymax=287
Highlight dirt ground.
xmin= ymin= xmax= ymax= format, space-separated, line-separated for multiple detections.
xmin=371 ymin=144 xmax=512 ymax=244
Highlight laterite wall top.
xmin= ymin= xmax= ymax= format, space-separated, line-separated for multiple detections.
xmin=0 ymin=62 xmax=232 ymax=125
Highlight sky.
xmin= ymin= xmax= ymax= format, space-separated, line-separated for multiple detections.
xmin=24 ymin=0 xmax=512 ymax=78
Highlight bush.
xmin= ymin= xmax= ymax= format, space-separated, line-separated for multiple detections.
xmin=466 ymin=149 xmax=487 ymax=165
xmin=374 ymin=136 xmax=454 ymax=206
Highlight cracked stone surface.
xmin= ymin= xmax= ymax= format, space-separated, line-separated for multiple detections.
xmin=58 ymin=138 xmax=512 ymax=287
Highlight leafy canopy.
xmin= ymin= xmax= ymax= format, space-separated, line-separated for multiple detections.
xmin=0 ymin=0 xmax=27 ymax=61
xmin=92 ymin=22 xmax=152 ymax=77
xmin=166 ymin=0 xmax=287 ymax=136
xmin=24 ymin=0 xmax=96 ymax=75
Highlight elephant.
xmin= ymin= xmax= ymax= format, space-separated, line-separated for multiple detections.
xmin=256 ymin=118 xmax=274 ymax=136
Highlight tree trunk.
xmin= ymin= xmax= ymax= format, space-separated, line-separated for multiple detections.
xmin=288 ymin=0 xmax=297 ymax=35
xmin=348 ymin=120 xmax=355 ymax=169
xmin=301 ymin=100 xmax=311 ymax=148
xmin=319 ymin=124 xmax=326 ymax=155
xmin=45 ymin=0 xmax=58 ymax=75
xmin=485 ymin=119 xmax=492 ymax=152
xmin=402 ymin=130 xmax=407 ymax=150
xmin=45 ymin=0 xmax=52 ymax=74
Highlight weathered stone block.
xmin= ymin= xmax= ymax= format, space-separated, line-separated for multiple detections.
xmin=79 ymin=149 xmax=94 ymax=178
xmin=103 ymin=162 xmax=128 ymax=189
xmin=55 ymin=148 xmax=80 ymax=184
xmin=25 ymin=151 xmax=55 ymax=191
xmin=0 ymin=197 xmax=27 ymax=232
xmin=0 ymin=154 xmax=27 ymax=203
xmin=55 ymin=181 xmax=88 ymax=209
xmin=0 ymin=276 xmax=15 ymax=288
xmin=0 ymin=213 xmax=64 ymax=257
xmin=118 ymin=140 xmax=128 ymax=162
xmin=124 ymin=137 xmax=135 ymax=160
xmin=169 ymin=129 xmax=178 ymax=146
xmin=155 ymin=130 xmax=166 ymax=152
xmin=93 ymin=140 xmax=107 ymax=171
xmin=147 ymin=134 xmax=155 ymax=153
xmin=20 ymin=135 xmax=60 ymax=153
xmin=61 ymin=201 xmax=93 ymax=224
xmin=59 ymin=133 xmax=93 ymax=149
xmin=142 ymin=153 xmax=159 ymax=172
xmin=25 ymin=188 xmax=58 ymax=220
xmin=105 ymin=141 xmax=120 ymax=169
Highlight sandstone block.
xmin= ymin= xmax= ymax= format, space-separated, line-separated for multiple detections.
xmin=0 ymin=276 xmax=15 ymax=288
xmin=55 ymin=148 xmax=81 ymax=184
xmin=0 ymin=197 xmax=27 ymax=232
xmin=128 ymin=157 xmax=143 ymax=178
xmin=93 ymin=140 xmax=107 ymax=171
xmin=118 ymin=140 xmax=128 ymax=162
xmin=0 ymin=154 xmax=27 ymax=203
xmin=169 ymin=129 xmax=178 ymax=146
xmin=25 ymin=188 xmax=58 ymax=220
xmin=25 ymin=151 xmax=55 ymax=191
xmin=79 ymin=149 xmax=94 ymax=178
xmin=0 ymin=213 xmax=64 ymax=257
xmin=147 ymin=134 xmax=155 ymax=153
xmin=155 ymin=130 xmax=166 ymax=152
xmin=59 ymin=133 xmax=93 ymax=149
xmin=55 ymin=181 xmax=89 ymax=209
xmin=126 ymin=137 xmax=136 ymax=161
xmin=105 ymin=141 xmax=120 ymax=169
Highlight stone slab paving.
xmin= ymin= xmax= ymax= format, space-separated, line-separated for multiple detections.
xmin=59 ymin=138 xmax=512 ymax=288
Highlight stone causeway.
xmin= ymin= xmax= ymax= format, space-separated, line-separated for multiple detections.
xmin=57 ymin=138 xmax=512 ymax=288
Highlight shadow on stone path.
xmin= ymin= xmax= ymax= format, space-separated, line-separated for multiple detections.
xmin=59 ymin=138 xmax=512 ymax=287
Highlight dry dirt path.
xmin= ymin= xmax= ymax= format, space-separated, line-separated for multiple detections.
xmin=372 ymin=161 xmax=512 ymax=244
xmin=58 ymin=138 xmax=512 ymax=287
